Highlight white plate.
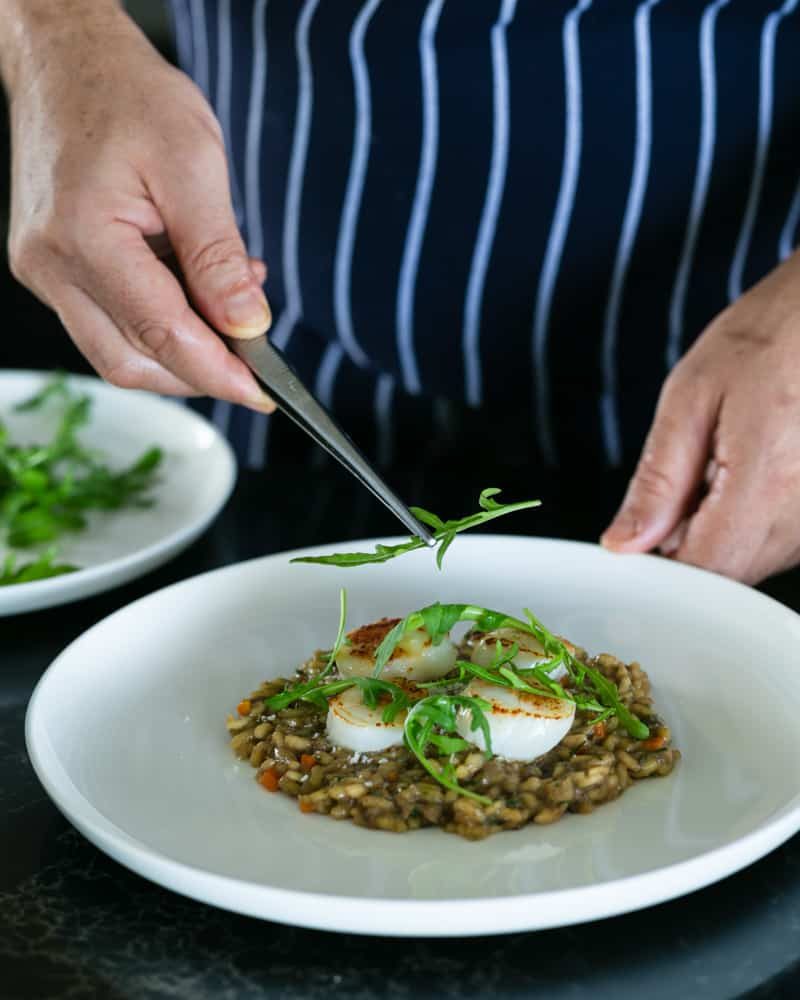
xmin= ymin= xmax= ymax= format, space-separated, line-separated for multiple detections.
xmin=25 ymin=537 xmax=800 ymax=936
xmin=0 ymin=371 xmax=235 ymax=615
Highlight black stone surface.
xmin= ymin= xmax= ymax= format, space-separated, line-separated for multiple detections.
xmin=2 ymin=461 xmax=800 ymax=1000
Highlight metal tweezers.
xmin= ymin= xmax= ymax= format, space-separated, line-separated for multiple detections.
xmin=226 ymin=334 xmax=436 ymax=545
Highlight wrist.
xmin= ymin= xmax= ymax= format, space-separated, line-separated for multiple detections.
xmin=0 ymin=0 xmax=128 ymax=95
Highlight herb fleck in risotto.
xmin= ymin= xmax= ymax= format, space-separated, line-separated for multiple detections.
xmin=227 ymin=598 xmax=679 ymax=840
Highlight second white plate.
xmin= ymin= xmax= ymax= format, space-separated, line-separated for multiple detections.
xmin=25 ymin=536 xmax=800 ymax=935
xmin=0 ymin=371 xmax=236 ymax=615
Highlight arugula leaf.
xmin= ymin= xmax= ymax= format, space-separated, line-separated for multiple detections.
xmin=403 ymin=694 xmax=493 ymax=804
xmin=408 ymin=506 xmax=444 ymax=531
xmin=427 ymin=734 xmax=472 ymax=754
xmin=0 ymin=549 xmax=78 ymax=586
xmin=435 ymin=530 xmax=457 ymax=570
xmin=12 ymin=373 xmax=69 ymax=412
xmin=521 ymin=608 xmax=649 ymax=740
xmin=318 ymin=588 xmax=348 ymax=679
xmin=372 ymin=614 xmax=417 ymax=678
xmin=419 ymin=602 xmax=467 ymax=646
xmin=477 ymin=487 xmax=503 ymax=510
xmin=290 ymin=490 xmax=541 ymax=569
xmin=0 ymin=376 xmax=163 ymax=581
xmin=264 ymin=672 xmax=413 ymax=725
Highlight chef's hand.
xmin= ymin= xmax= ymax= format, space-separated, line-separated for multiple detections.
xmin=4 ymin=1 xmax=274 ymax=409
xmin=602 ymin=249 xmax=800 ymax=585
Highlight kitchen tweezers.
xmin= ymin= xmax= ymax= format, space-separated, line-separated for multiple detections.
xmin=226 ymin=333 xmax=436 ymax=545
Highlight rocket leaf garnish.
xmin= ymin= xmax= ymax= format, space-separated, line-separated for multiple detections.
xmin=290 ymin=488 xmax=540 ymax=570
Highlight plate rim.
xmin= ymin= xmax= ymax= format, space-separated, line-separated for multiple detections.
xmin=24 ymin=702 xmax=800 ymax=936
xmin=0 ymin=369 xmax=237 ymax=614
xmin=24 ymin=537 xmax=800 ymax=936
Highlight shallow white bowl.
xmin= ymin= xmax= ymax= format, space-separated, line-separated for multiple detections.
xmin=25 ymin=537 xmax=800 ymax=936
xmin=0 ymin=371 xmax=235 ymax=614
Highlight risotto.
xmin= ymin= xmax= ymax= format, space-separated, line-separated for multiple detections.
xmin=226 ymin=614 xmax=679 ymax=840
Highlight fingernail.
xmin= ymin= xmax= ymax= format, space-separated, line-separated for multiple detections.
xmin=224 ymin=286 xmax=271 ymax=334
xmin=247 ymin=392 xmax=276 ymax=414
xmin=600 ymin=508 xmax=641 ymax=548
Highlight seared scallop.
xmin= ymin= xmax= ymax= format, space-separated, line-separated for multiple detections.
xmin=336 ymin=617 xmax=457 ymax=682
xmin=466 ymin=626 xmax=574 ymax=681
xmin=455 ymin=678 xmax=575 ymax=760
xmin=326 ymin=685 xmax=407 ymax=752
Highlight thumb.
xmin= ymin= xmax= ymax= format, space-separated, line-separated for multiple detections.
xmin=601 ymin=372 xmax=718 ymax=553
xmin=158 ymin=152 xmax=271 ymax=339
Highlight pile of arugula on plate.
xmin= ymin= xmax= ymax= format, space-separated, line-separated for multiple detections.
xmin=0 ymin=375 xmax=162 ymax=586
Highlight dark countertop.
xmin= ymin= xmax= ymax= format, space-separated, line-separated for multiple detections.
xmin=2 ymin=464 xmax=800 ymax=1000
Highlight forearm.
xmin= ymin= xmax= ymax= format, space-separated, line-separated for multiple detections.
xmin=0 ymin=0 xmax=126 ymax=95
